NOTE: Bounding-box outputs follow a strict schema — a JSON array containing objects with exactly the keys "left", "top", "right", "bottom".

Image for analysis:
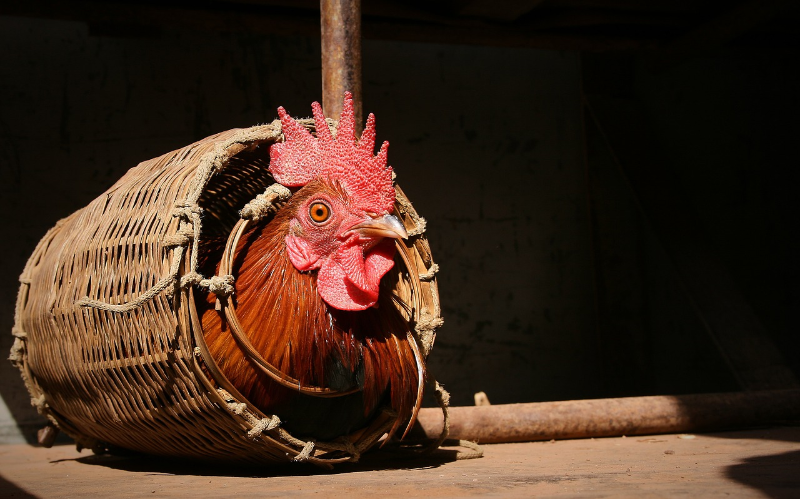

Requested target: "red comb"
[{"left": 269, "top": 92, "right": 394, "bottom": 214}]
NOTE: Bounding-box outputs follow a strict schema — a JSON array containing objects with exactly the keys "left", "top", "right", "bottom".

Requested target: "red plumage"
[{"left": 200, "top": 94, "right": 423, "bottom": 441}]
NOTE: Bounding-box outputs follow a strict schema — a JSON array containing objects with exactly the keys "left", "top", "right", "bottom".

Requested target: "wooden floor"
[{"left": 1, "top": 426, "right": 798, "bottom": 498}]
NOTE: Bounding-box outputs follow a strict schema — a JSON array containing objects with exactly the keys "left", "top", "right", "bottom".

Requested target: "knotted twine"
[{"left": 75, "top": 124, "right": 286, "bottom": 312}]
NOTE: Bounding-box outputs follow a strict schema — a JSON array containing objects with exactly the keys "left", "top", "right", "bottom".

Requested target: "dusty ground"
[{"left": 0, "top": 427, "right": 798, "bottom": 498}]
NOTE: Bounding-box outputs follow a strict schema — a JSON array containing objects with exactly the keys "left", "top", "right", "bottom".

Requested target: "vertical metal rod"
[{"left": 320, "top": 0, "right": 363, "bottom": 125}]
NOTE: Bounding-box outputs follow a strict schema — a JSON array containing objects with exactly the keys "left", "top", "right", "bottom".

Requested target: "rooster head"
[{"left": 269, "top": 92, "right": 406, "bottom": 311}]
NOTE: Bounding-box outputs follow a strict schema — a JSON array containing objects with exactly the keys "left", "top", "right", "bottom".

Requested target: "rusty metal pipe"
[
  {"left": 320, "top": 0, "right": 362, "bottom": 124},
  {"left": 414, "top": 390, "right": 800, "bottom": 443}
]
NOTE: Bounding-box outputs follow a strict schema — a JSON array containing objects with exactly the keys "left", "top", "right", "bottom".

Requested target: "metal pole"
[
  {"left": 320, "top": 0, "right": 362, "bottom": 125},
  {"left": 414, "top": 389, "right": 800, "bottom": 443}
]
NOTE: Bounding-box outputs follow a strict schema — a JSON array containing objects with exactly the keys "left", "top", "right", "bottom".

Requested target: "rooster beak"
[{"left": 351, "top": 213, "right": 408, "bottom": 240}]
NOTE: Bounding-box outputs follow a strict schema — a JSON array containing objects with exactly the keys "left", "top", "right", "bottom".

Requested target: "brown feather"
[{"left": 200, "top": 180, "right": 422, "bottom": 439}]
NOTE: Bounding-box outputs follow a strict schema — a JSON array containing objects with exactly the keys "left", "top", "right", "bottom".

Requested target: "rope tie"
[
  {"left": 331, "top": 437, "right": 360, "bottom": 462},
  {"left": 162, "top": 226, "right": 194, "bottom": 247},
  {"left": 228, "top": 402, "right": 247, "bottom": 415},
  {"left": 180, "top": 272, "right": 203, "bottom": 286},
  {"left": 77, "top": 200, "right": 202, "bottom": 312},
  {"left": 240, "top": 183, "right": 292, "bottom": 221},
  {"left": 247, "top": 416, "right": 281, "bottom": 439},
  {"left": 172, "top": 202, "right": 203, "bottom": 220},
  {"left": 395, "top": 195, "right": 427, "bottom": 237},
  {"left": 181, "top": 273, "right": 235, "bottom": 297},
  {"left": 209, "top": 150, "right": 226, "bottom": 172},
  {"left": 8, "top": 338, "right": 25, "bottom": 363},
  {"left": 455, "top": 439, "right": 484, "bottom": 460},
  {"left": 436, "top": 380, "right": 451, "bottom": 407},
  {"left": 78, "top": 196, "right": 227, "bottom": 313},
  {"left": 77, "top": 245, "right": 186, "bottom": 312},
  {"left": 179, "top": 203, "right": 203, "bottom": 279},
  {"left": 217, "top": 389, "right": 237, "bottom": 404},
  {"left": 216, "top": 389, "right": 284, "bottom": 440},
  {"left": 415, "top": 313, "right": 443, "bottom": 334},
  {"left": 426, "top": 380, "right": 451, "bottom": 453},
  {"left": 418, "top": 263, "right": 439, "bottom": 281},
  {"left": 293, "top": 440, "right": 316, "bottom": 462},
  {"left": 407, "top": 216, "right": 427, "bottom": 237},
  {"left": 31, "top": 394, "right": 47, "bottom": 412},
  {"left": 415, "top": 312, "right": 443, "bottom": 356},
  {"left": 78, "top": 267, "right": 179, "bottom": 310}
]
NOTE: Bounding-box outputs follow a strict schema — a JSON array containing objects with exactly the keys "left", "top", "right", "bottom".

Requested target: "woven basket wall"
[{"left": 10, "top": 121, "right": 442, "bottom": 466}]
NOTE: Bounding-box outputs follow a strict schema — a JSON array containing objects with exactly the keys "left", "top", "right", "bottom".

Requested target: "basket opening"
[{"left": 195, "top": 146, "right": 275, "bottom": 276}]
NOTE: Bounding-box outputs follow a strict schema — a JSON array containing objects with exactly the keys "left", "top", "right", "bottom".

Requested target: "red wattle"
[{"left": 316, "top": 240, "right": 396, "bottom": 311}]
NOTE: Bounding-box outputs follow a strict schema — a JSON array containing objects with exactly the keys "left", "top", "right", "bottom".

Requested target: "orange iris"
[{"left": 309, "top": 202, "right": 331, "bottom": 223}]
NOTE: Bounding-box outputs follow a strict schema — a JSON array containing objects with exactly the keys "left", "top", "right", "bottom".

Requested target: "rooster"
[{"left": 201, "top": 93, "right": 424, "bottom": 441}]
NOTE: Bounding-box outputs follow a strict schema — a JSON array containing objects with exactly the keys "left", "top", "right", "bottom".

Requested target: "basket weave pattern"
[{"left": 10, "top": 121, "right": 442, "bottom": 466}]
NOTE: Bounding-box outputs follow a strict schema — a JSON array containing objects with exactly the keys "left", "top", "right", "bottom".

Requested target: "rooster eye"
[{"left": 308, "top": 201, "right": 331, "bottom": 224}]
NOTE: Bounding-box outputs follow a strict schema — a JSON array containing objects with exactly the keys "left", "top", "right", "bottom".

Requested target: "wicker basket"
[{"left": 10, "top": 120, "right": 443, "bottom": 467}]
